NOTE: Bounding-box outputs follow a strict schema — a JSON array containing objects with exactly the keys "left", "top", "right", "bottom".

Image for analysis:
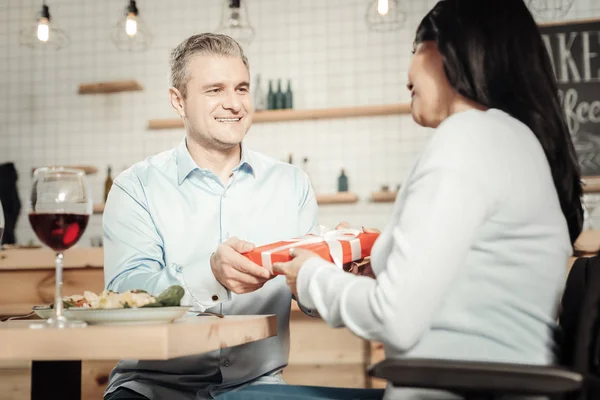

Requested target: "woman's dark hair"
[{"left": 416, "top": 0, "right": 583, "bottom": 244}]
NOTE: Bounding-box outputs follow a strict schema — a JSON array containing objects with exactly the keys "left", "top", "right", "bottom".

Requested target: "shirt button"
[
  {"left": 211, "top": 294, "right": 219, "bottom": 301},
  {"left": 223, "top": 360, "right": 230, "bottom": 367}
]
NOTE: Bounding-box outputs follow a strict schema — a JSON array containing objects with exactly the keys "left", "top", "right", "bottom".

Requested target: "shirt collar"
[{"left": 176, "top": 138, "right": 255, "bottom": 185}]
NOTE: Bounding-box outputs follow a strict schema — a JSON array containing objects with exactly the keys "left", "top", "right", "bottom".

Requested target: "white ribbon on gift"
[{"left": 261, "top": 226, "right": 363, "bottom": 270}]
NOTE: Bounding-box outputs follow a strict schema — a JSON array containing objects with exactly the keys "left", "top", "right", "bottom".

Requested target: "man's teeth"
[{"left": 215, "top": 117, "right": 241, "bottom": 123}]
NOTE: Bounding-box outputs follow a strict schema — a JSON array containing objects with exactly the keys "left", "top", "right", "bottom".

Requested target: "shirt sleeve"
[
  {"left": 103, "top": 172, "right": 230, "bottom": 311},
  {"left": 297, "top": 170, "right": 319, "bottom": 236},
  {"left": 294, "top": 170, "right": 321, "bottom": 317},
  {"left": 296, "top": 118, "right": 503, "bottom": 350}
]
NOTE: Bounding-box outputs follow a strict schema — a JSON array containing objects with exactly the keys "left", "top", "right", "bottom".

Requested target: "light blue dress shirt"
[{"left": 102, "top": 138, "right": 318, "bottom": 399}]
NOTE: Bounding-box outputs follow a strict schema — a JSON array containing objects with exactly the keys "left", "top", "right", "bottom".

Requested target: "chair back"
[{"left": 558, "top": 256, "right": 600, "bottom": 398}]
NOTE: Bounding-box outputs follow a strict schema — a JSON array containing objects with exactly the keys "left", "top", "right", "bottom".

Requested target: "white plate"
[
  {"left": 32, "top": 306, "right": 191, "bottom": 326},
  {"left": 32, "top": 306, "right": 54, "bottom": 320}
]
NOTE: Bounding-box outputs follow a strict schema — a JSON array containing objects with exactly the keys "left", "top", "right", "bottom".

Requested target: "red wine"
[{"left": 29, "top": 213, "right": 89, "bottom": 251}]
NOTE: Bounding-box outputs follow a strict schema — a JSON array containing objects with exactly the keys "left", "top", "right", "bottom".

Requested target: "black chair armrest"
[{"left": 368, "top": 358, "right": 582, "bottom": 396}]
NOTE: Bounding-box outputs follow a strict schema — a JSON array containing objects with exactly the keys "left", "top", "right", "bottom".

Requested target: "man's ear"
[{"left": 169, "top": 87, "right": 186, "bottom": 118}]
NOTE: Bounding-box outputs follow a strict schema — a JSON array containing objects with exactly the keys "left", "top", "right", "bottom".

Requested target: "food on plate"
[
  {"left": 141, "top": 285, "right": 186, "bottom": 307},
  {"left": 60, "top": 285, "right": 185, "bottom": 310}
]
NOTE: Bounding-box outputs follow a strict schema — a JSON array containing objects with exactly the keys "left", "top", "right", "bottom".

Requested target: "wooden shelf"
[
  {"left": 538, "top": 17, "right": 600, "bottom": 28},
  {"left": 78, "top": 80, "right": 143, "bottom": 95},
  {"left": 583, "top": 176, "right": 600, "bottom": 194},
  {"left": 92, "top": 194, "right": 357, "bottom": 214},
  {"left": 254, "top": 103, "right": 410, "bottom": 123},
  {"left": 316, "top": 192, "right": 358, "bottom": 205},
  {"left": 147, "top": 103, "right": 411, "bottom": 130},
  {"left": 370, "top": 191, "right": 397, "bottom": 203},
  {"left": 148, "top": 119, "right": 182, "bottom": 130},
  {"left": 371, "top": 178, "right": 600, "bottom": 197}
]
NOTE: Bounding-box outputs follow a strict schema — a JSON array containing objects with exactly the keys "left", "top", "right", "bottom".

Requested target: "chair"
[{"left": 368, "top": 255, "right": 600, "bottom": 399}]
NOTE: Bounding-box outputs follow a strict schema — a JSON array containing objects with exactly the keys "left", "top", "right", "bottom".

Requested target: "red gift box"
[{"left": 244, "top": 229, "right": 379, "bottom": 273}]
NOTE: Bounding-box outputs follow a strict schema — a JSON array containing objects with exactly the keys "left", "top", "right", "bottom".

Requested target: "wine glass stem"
[{"left": 53, "top": 252, "right": 64, "bottom": 319}]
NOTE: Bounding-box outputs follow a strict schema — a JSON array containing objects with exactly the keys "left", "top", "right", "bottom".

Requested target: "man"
[{"left": 103, "top": 33, "right": 318, "bottom": 400}]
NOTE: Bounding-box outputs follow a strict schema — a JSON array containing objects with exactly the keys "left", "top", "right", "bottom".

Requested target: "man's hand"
[{"left": 211, "top": 237, "right": 272, "bottom": 294}]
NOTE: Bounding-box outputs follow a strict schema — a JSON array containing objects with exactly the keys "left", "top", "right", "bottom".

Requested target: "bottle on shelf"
[
  {"left": 104, "top": 166, "right": 113, "bottom": 203},
  {"left": 284, "top": 79, "right": 293, "bottom": 109},
  {"left": 337, "top": 169, "right": 348, "bottom": 192},
  {"left": 253, "top": 74, "right": 266, "bottom": 111},
  {"left": 267, "top": 80, "right": 275, "bottom": 110},
  {"left": 275, "top": 79, "right": 285, "bottom": 110},
  {"left": 288, "top": 153, "right": 293, "bottom": 164}
]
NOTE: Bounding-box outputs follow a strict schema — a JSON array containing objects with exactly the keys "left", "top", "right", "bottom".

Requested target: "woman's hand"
[
  {"left": 336, "top": 222, "right": 380, "bottom": 279},
  {"left": 273, "top": 223, "right": 382, "bottom": 296},
  {"left": 346, "top": 257, "right": 376, "bottom": 279},
  {"left": 272, "top": 248, "right": 319, "bottom": 298}
]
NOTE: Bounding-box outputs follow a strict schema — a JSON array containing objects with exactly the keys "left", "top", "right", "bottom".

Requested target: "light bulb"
[
  {"left": 366, "top": 0, "right": 404, "bottom": 32},
  {"left": 111, "top": 0, "right": 151, "bottom": 51},
  {"left": 377, "top": 0, "right": 389, "bottom": 16},
  {"left": 20, "top": 4, "right": 69, "bottom": 50},
  {"left": 37, "top": 17, "right": 50, "bottom": 42},
  {"left": 215, "top": 0, "right": 255, "bottom": 46},
  {"left": 126, "top": 13, "right": 137, "bottom": 37},
  {"left": 228, "top": 10, "right": 241, "bottom": 27}
]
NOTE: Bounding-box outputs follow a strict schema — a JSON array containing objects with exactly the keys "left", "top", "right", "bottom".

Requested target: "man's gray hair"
[{"left": 169, "top": 33, "right": 249, "bottom": 98}]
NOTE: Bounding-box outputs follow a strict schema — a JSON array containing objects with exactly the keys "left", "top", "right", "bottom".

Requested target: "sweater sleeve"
[{"left": 297, "top": 113, "right": 504, "bottom": 351}]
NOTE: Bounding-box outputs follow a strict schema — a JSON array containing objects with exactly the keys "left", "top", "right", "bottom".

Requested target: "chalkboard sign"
[{"left": 540, "top": 19, "right": 600, "bottom": 177}]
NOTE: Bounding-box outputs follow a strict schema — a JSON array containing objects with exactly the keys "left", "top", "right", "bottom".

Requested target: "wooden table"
[{"left": 0, "top": 315, "right": 277, "bottom": 400}]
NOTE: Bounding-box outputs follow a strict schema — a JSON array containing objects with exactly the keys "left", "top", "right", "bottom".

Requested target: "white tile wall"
[{"left": 1, "top": 0, "right": 599, "bottom": 248}]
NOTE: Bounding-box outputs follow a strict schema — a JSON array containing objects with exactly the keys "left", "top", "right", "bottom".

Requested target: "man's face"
[{"left": 180, "top": 54, "right": 253, "bottom": 150}]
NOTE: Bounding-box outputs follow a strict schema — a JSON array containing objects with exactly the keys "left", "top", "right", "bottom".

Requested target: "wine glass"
[
  {"left": 0, "top": 199, "right": 4, "bottom": 245},
  {"left": 28, "top": 167, "right": 92, "bottom": 329}
]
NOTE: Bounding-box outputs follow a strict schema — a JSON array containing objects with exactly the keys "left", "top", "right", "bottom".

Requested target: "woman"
[{"left": 218, "top": 0, "right": 583, "bottom": 398}]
